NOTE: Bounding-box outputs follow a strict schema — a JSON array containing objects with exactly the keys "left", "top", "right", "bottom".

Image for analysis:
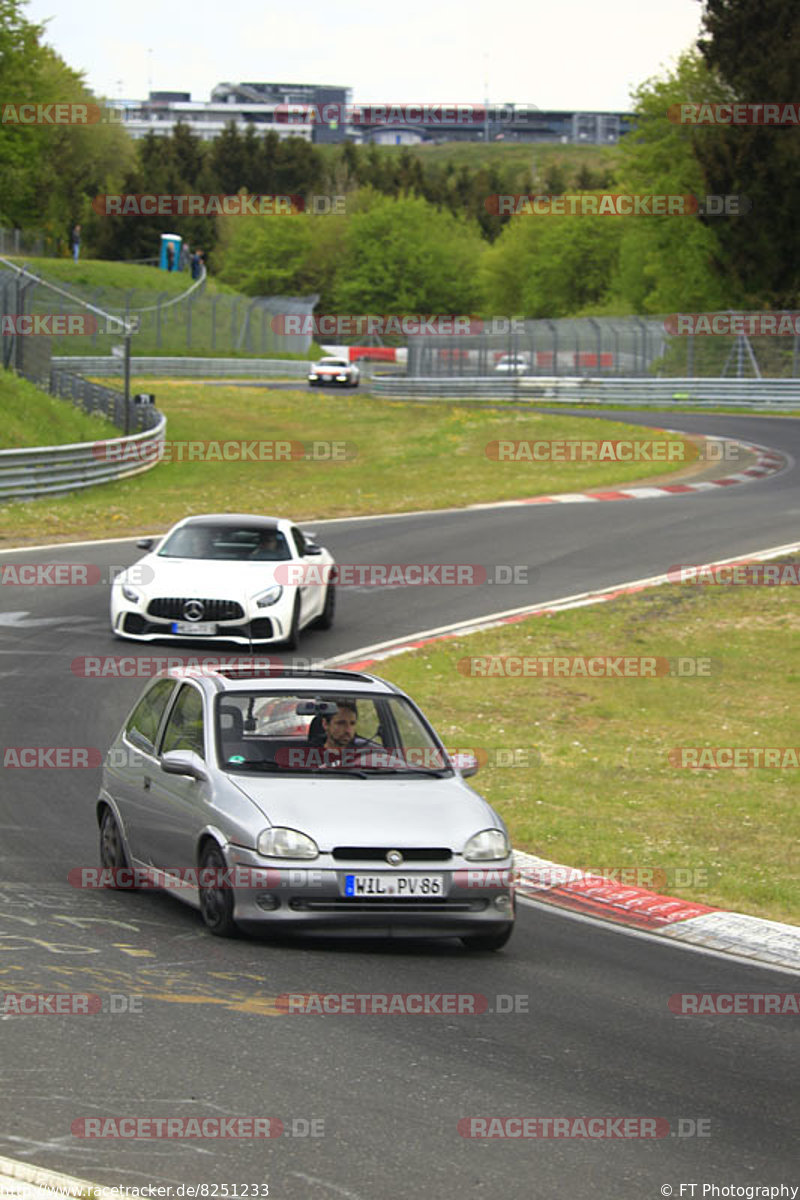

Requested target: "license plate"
[
  {"left": 171, "top": 621, "right": 218, "bottom": 635},
  {"left": 343, "top": 874, "right": 444, "bottom": 897}
]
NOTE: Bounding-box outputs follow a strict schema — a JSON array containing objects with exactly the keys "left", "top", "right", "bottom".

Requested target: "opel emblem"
[
  {"left": 183, "top": 599, "right": 205, "bottom": 622},
  {"left": 386, "top": 849, "right": 403, "bottom": 866}
]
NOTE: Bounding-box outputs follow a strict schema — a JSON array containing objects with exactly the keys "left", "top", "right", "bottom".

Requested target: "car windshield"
[
  {"left": 158, "top": 525, "right": 292, "bottom": 561},
  {"left": 215, "top": 691, "right": 453, "bottom": 776}
]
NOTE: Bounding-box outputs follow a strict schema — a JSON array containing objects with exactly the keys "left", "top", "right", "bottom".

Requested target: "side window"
[
  {"left": 160, "top": 685, "right": 206, "bottom": 760},
  {"left": 126, "top": 680, "right": 176, "bottom": 754},
  {"left": 291, "top": 526, "right": 306, "bottom": 557}
]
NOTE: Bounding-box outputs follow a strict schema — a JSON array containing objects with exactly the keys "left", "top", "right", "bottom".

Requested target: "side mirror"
[
  {"left": 136, "top": 538, "right": 154, "bottom": 551},
  {"left": 450, "top": 751, "right": 479, "bottom": 778},
  {"left": 304, "top": 543, "right": 323, "bottom": 556},
  {"left": 160, "top": 750, "right": 207, "bottom": 781}
]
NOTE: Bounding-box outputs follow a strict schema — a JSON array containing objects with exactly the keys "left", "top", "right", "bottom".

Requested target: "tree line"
[{"left": 1, "top": 0, "right": 796, "bottom": 317}]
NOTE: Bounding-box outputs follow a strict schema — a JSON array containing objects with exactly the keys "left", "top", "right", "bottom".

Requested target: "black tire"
[
  {"left": 313, "top": 583, "right": 335, "bottom": 630},
  {"left": 460, "top": 924, "right": 514, "bottom": 952},
  {"left": 197, "top": 842, "right": 238, "bottom": 937},
  {"left": 283, "top": 595, "right": 301, "bottom": 651},
  {"left": 99, "top": 807, "right": 136, "bottom": 888}
]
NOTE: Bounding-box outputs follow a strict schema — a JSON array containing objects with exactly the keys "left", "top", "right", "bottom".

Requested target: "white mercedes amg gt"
[{"left": 110, "top": 514, "right": 336, "bottom": 649}]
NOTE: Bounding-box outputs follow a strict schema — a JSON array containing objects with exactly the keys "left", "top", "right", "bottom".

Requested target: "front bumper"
[
  {"left": 111, "top": 607, "right": 289, "bottom": 645},
  {"left": 224, "top": 847, "right": 516, "bottom": 938}
]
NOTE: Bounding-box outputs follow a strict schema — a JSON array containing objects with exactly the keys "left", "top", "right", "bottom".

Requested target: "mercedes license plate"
[{"left": 171, "top": 621, "right": 218, "bottom": 635}]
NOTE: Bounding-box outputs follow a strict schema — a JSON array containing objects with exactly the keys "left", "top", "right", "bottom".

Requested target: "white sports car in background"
[
  {"left": 111, "top": 514, "right": 336, "bottom": 649},
  {"left": 308, "top": 357, "right": 360, "bottom": 388}
]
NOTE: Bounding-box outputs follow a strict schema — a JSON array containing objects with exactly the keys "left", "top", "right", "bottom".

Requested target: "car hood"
[
  {"left": 131, "top": 556, "right": 287, "bottom": 598},
  {"left": 230, "top": 773, "right": 504, "bottom": 852}
]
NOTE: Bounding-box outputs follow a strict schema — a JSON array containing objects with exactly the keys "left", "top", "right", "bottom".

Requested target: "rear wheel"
[
  {"left": 198, "top": 842, "right": 238, "bottom": 937},
  {"left": 313, "top": 583, "right": 335, "bottom": 630},
  {"left": 460, "top": 924, "right": 514, "bottom": 952}
]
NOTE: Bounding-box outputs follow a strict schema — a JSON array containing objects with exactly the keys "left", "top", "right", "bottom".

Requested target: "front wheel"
[
  {"left": 99, "top": 807, "right": 136, "bottom": 888},
  {"left": 313, "top": 583, "right": 335, "bottom": 630},
  {"left": 198, "top": 843, "right": 238, "bottom": 937},
  {"left": 460, "top": 924, "right": 514, "bottom": 952},
  {"left": 283, "top": 595, "right": 301, "bottom": 651}
]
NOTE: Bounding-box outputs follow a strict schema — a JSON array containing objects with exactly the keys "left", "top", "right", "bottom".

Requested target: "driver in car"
[{"left": 317, "top": 699, "right": 381, "bottom": 767}]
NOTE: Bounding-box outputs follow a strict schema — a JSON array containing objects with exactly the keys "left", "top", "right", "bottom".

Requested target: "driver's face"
[{"left": 323, "top": 708, "right": 357, "bottom": 748}]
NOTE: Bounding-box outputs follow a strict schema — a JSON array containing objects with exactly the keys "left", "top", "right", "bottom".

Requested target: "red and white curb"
[
  {"left": 513, "top": 852, "right": 800, "bottom": 974},
  {"left": 481, "top": 439, "right": 787, "bottom": 508},
  {"left": 330, "top": 539, "right": 800, "bottom": 973}
]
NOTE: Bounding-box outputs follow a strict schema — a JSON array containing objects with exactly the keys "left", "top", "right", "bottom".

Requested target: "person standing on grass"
[{"left": 71, "top": 224, "right": 81, "bottom": 262}]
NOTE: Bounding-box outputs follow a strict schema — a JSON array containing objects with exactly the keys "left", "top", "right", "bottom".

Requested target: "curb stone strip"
[
  {"left": 0, "top": 1154, "right": 97, "bottom": 1198},
  {"left": 331, "top": 540, "right": 800, "bottom": 972}
]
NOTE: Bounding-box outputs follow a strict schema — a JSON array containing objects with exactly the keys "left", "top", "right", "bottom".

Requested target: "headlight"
[
  {"left": 336, "top": 375, "right": 347, "bottom": 381},
  {"left": 253, "top": 584, "right": 283, "bottom": 608},
  {"left": 121, "top": 586, "right": 141, "bottom": 604},
  {"left": 463, "top": 829, "right": 510, "bottom": 861},
  {"left": 258, "top": 828, "right": 319, "bottom": 859},
  {"left": 309, "top": 373, "right": 318, "bottom": 379}
]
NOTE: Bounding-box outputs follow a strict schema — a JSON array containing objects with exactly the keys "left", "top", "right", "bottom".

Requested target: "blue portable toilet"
[{"left": 159, "top": 233, "right": 182, "bottom": 271}]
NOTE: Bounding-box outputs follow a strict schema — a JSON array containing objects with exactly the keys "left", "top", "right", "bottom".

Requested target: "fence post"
[{"left": 211, "top": 295, "right": 217, "bottom": 351}]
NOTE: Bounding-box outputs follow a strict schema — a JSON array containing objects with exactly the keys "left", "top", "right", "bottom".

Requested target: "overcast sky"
[{"left": 25, "top": 0, "right": 705, "bottom": 111}]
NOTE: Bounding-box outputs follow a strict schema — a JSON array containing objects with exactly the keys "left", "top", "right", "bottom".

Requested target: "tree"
[
  {"left": 695, "top": 0, "right": 800, "bottom": 305},
  {"left": 331, "top": 191, "right": 485, "bottom": 313}
]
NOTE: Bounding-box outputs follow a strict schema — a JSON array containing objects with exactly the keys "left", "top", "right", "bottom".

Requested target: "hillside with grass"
[{"left": 0, "top": 370, "right": 118, "bottom": 451}]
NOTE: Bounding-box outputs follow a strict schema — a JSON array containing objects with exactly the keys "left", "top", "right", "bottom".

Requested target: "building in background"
[{"left": 108, "top": 84, "right": 633, "bottom": 146}]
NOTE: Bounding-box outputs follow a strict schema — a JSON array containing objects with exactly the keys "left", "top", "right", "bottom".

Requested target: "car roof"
[
  {"left": 318, "top": 357, "right": 348, "bottom": 363},
  {"left": 172, "top": 514, "right": 287, "bottom": 531},
  {"left": 164, "top": 666, "right": 401, "bottom": 696}
]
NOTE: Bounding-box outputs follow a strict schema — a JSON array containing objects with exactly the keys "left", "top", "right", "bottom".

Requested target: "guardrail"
[
  {"left": 370, "top": 375, "right": 800, "bottom": 407},
  {"left": 0, "top": 415, "right": 166, "bottom": 502},
  {"left": 51, "top": 356, "right": 398, "bottom": 380},
  {"left": 53, "top": 356, "right": 312, "bottom": 378}
]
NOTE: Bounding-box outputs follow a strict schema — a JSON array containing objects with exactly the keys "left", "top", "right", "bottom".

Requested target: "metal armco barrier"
[
  {"left": 368, "top": 375, "right": 800, "bottom": 407},
  {"left": 53, "top": 356, "right": 311, "bottom": 378},
  {"left": 0, "top": 415, "right": 166, "bottom": 502}
]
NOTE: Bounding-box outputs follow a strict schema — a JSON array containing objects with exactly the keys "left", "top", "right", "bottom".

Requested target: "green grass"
[
  {"left": 3, "top": 257, "right": 312, "bottom": 359},
  {"left": 0, "top": 381, "right": 698, "bottom": 543},
  {"left": 0, "top": 371, "right": 118, "bottom": 450},
  {"left": 370, "top": 575, "right": 800, "bottom": 924},
  {"left": 4, "top": 255, "right": 237, "bottom": 296}
]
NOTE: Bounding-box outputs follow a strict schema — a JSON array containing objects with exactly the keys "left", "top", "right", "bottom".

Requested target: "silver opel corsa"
[{"left": 97, "top": 666, "right": 515, "bottom": 950}]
